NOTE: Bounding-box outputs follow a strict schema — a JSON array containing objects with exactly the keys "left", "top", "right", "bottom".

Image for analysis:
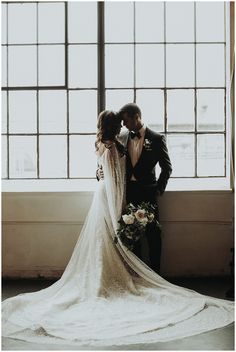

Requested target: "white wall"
[{"left": 2, "top": 190, "right": 234, "bottom": 278}]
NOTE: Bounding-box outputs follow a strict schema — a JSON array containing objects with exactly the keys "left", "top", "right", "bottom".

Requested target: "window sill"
[{"left": 2, "top": 177, "right": 232, "bottom": 193}]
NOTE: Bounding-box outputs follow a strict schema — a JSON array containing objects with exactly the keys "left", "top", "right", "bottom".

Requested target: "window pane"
[
  {"left": 167, "top": 134, "right": 195, "bottom": 177},
  {"left": 69, "top": 45, "right": 97, "bottom": 88},
  {"left": 197, "top": 89, "right": 224, "bottom": 131},
  {"left": 166, "top": 2, "right": 194, "bottom": 42},
  {"left": 68, "top": 2, "right": 97, "bottom": 43},
  {"left": 196, "top": 2, "right": 225, "bottom": 42},
  {"left": 38, "top": 3, "right": 65, "bottom": 43},
  {"left": 39, "top": 136, "right": 67, "bottom": 178},
  {"left": 2, "top": 46, "right": 7, "bottom": 87},
  {"left": 135, "top": 2, "right": 164, "bottom": 42},
  {"left": 9, "top": 136, "right": 37, "bottom": 178},
  {"left": 69, "top": 91, "right": 97, "bottom": 133},
  {"left": 2, "top": 91, "right": 7, "bottom": 134},
  {"left": 196, "top": 44, "right": 224, "bottom": 87},
  {"left": 9, "top": 91, "right": 37, "bottom": 133},
  {"left": 166, "top": 44, "right": 194, "bottom": 87},
  {"left": 70, "top": 135, "right": 97, "bottom": 178},
  {"left": 197, "top": 134, "right": 224, "bottom": 176},
  {"left": 106, "top": 89, "right": 134, "bottom": 111},
  {"left": 105, "top": 2, "right": 133, "bottom": 43},
  {"left": 2, "top": 4, "right": 7, "bottom": 44},
  {"left": 8, "top": 3, "right": 36, "bottom": 44},
  {"left": 136, "top": 90, "right": 164, "bottom": 132},
  {"left": 39, "top": 90, "right": 67, "bottom": 133},
  {"left": 2, "top": 135, "right": 7, "bottom": 178},
  {"left": 38, "top": 45, "right": 65, "bottom": 86},
  {"left": 136, "top": 45, "right": 164, "bottom": 87},
  {"left": 105, "top": 45, "right": 134, "bottom": 88},
  {"left": 9, "top": 46, "right": 37, "bottom": 86},
  {"left": 167, "top": 90, "right": 194, "bottom": 131}
]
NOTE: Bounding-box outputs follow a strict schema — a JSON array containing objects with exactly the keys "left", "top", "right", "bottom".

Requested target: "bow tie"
[{"left": 130, "top": 131, "right": 141, "bottom": 139}]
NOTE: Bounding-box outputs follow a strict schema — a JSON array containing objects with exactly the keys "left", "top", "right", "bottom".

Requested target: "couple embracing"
[
  {"left": 2, "top": 102, "right": 234, "bottom": 347},
  {"left": 96, "top": 103, "right": 172, "bottom": 274}
]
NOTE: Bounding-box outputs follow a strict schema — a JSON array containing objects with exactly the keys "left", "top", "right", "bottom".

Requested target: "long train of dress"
[{"left": 2, "top": 146, "right": 234, "bottom": 347}]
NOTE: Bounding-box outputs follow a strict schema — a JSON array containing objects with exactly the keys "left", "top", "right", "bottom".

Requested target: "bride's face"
[
  {"left": 104, "top": 117, "right": 122, "bottom": 138},
  {"left": 115, "top": 118, "right": 122, "bottom": 135},
  {"left": 116, "top": 124, "right": 122, "bottom": 135}
]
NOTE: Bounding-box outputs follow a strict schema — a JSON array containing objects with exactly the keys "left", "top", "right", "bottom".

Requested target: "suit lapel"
[{"left": 133, "top": 127, "right": 153, "bottom": 170}]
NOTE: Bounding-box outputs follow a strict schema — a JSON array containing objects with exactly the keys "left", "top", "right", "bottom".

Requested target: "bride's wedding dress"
[{"left": 2, "top": 145, "right": 234, "bottom": 347}]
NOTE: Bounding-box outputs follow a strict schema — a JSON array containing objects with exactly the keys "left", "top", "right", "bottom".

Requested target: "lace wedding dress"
[{"left": 2, "top": 144, "right": 234, "bottom": 347}]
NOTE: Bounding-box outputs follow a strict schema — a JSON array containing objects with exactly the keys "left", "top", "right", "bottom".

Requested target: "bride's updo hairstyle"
[{"left": 95, "top": 110, "right": 122, "bottom": 151}]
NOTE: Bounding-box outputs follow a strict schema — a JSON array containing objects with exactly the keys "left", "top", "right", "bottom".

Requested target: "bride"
[{"left": 2, "top": 110, "right": 234, "bottom": 347}]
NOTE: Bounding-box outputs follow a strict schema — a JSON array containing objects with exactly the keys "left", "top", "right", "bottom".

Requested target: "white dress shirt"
[{"left": 128, "top": 124, "right": 146, "bottom": 181}]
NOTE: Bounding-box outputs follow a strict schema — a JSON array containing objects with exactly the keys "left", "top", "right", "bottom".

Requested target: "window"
[{"left": 1, "top": 2, "right": 231, "bottom": 191}]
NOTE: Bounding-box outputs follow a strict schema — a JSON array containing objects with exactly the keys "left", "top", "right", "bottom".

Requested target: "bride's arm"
[{"left": 95, "top": 141, "right": 117, "bottom": 180}]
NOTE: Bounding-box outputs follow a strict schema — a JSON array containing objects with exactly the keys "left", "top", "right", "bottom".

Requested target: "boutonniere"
[{"left": 143, "top": 138, "right": 153, "bottom": 151}]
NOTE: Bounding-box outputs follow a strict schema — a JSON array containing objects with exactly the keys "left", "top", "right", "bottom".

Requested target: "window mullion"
[
  {"left": 6, "top": 3, "right": 9, "bottom": 179},
  {"left": 194, "top": 1, "right": 197, "bottom": 178},
  {"left": 65, "top": 1, "right": 70, "bottom": 179},
  {"left": 164, "top": 2, "right": 167, "bottom": 134},
  {"left": 36, "top": 2, "right": 39, "bottom": 178},
  {"left": 97, "top": 1, "right": 105, "bottom": 113}
]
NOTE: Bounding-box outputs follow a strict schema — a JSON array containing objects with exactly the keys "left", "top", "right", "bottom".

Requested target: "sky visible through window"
[{"left": 1, "top": 1, "right": 231, "bottom": 191}]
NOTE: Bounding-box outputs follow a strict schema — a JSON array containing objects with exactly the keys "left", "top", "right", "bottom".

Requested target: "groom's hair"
[{"left": 118, "top": 103, "right": 142, "bottom": 119}]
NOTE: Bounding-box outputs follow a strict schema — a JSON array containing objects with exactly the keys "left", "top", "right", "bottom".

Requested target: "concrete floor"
[{"left": 2, "top": 277, "right": 235, "bottom": 351}]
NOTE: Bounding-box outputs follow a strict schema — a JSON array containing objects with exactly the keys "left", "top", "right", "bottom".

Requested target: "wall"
[{"left": 2, "top": 190, "right": 234, "bottom": 278}]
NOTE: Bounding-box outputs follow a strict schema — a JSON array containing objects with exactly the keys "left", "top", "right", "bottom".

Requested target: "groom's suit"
[{"left": 119, "top": 127, "right": 172, "bottom": 274}]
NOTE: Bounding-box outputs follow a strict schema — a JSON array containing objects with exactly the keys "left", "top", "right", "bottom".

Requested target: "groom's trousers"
[{"left": 126, "top": 180, "right": 162, "bottom": 274}]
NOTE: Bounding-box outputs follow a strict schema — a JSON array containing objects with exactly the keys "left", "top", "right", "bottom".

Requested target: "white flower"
[
  {"left": 139, "top": 217, "right": 148, "bottom": 225},
  {"left": 144, "top": 139, "right": 152, "bottom": 151},
  {"left": 144, "top": 139, "right": 152, "bottom": 145},
  {"left": 149, "top": 213, "right": 155, "bottom": 221},
  {"left": 122, "top": 214, "right": 135, "bottom": 225},
  {"left": 134, "top": 209, "right": 146, "bottom": 221}
]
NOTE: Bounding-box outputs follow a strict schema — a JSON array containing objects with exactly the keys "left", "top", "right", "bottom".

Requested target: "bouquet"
[{"left": 114, "top": 202, "right": 162, "bottom": 250}]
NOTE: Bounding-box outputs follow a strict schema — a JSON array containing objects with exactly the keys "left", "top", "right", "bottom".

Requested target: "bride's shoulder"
[
  {"left": 95, "top": 142, "right": 104, "bottom": 157},
  {"left": 96, "top": 140, "right": 126, "bottom": 159},
  {"left": 96, "top": 140, "right": 115, "bottom": 157}
]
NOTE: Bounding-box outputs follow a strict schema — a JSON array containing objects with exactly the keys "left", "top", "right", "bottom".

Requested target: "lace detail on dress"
[{"left": 2, "top": 143, "right": 234, "bottom": 347}]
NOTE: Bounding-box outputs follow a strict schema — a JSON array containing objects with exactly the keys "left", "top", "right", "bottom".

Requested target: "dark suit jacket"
[{"left": 119, "top": 127, "right": 172, "bottom": 196}]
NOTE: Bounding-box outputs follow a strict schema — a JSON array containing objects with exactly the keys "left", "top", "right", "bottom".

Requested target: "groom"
[{"left": 117, "top": 103, "right": 172, "bottom": 274}]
